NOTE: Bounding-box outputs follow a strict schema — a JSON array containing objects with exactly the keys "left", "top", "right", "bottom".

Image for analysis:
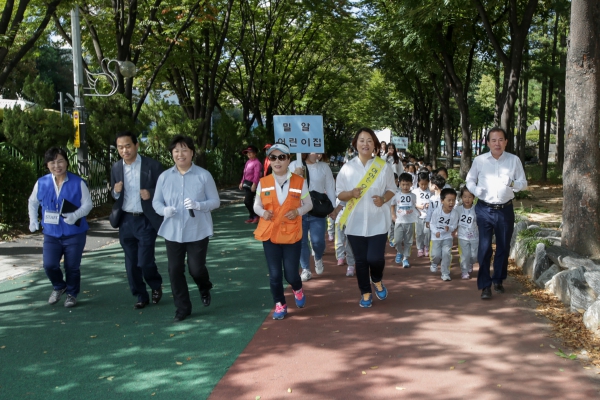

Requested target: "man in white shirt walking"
[{"left": 466, "top": 127, "right": 527, "bottom": 299}]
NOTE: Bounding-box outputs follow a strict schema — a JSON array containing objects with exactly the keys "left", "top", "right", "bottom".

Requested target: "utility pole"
[{"left": 71, "top": 7, "right": 88, "bottom": 178}]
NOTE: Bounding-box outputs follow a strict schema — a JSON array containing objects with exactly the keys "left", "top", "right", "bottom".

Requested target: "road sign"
[{"left": 391, "top": 136, "right": 408, "bottom": 149}]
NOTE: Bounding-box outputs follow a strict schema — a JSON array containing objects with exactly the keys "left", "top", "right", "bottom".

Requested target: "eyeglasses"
[{"left": 268, "top": 154, "right": 289, "bottom": 161}]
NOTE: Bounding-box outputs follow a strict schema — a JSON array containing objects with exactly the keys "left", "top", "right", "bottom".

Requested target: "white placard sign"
[
  {"left": 273, "top": 115, "right": 325, "bottom": 153},
  {"left": 391, "top": 136, "right": 408, "bottom": 149}
]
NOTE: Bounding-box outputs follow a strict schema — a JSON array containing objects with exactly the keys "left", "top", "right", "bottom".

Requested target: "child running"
[
  {"left": 425, "top": 173, "right": 446, "bottom": 228},
  {"left": 455, "top": 186, "right": 478, "bottom": 279},
  {"left": 427, "top": 188, "right": 458, "bottom": 281},
  {"left": 333, "top": 200, "right": 356, "bottom": 277},
  {"left": 391, "top": 173, "right": 419, "bottom": 268},
  {"left": 413, "top": 171, "right": 431, "bottom": 257}
]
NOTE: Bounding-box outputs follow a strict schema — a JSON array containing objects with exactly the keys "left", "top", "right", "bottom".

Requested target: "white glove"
[
  {"left": 62, "top": 213, "right": 78, "bottom": 225},
  {"left": 184, "top": 198, "right": 202, "bottom": 211},
  {"left": 164, "top": 206, "right": 177, "bottom": 218},
  {"left": 29, "top": 221, "right": 39, "bottom": 232},
  {"left": 474, "top": 186, "right": 486, "bottom": 198},
  {"left": 499, "top": 175, "right": 512, "bottom": 186}
]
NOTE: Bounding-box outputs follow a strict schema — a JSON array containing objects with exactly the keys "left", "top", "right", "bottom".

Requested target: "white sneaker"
[
  {"left": 328, "top": 234, "right": 334, "bottom": 242},
  {"left": 430, "top": 264, "right": 438, "bottom": 273},
  {"left": 441, "top": 274, "right": 451, "bottom": 281},
  {"left": 315, "top": 258, "right": 324, "bottom": 274},
  {"left": 301, "top": 269, "right": 312, "bottom": 281},
  {"left": 346, "top": 266, "right": 355, "bottom": 277}
]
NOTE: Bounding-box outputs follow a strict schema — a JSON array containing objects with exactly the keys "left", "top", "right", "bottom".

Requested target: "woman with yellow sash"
[
  {"left": 336, "top": 128, "right": 397, "bottom": 308},
  {"left": 253, "top": 144, "right": 313, "bottom": 319}
]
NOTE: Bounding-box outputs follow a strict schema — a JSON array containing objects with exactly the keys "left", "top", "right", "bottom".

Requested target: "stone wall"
[{"left": 510, "top": 221, "right": 600, "bottom": 336}]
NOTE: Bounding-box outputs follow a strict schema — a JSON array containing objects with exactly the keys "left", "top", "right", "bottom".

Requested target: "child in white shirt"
[
  {"left": 412, "top": 171, "right": 431, "bottom": 257},
  {"left": 425, "top": 173, "right": 446, "bottom": 234},
  {"left": 455, "top": 186, "right": 478, "bottom": 280},
  {"left": 391, "top": 173, "right": 419, "bottom": 268},
  {"left": 427, "top": 188, "right": 458, "bottom": 281}
]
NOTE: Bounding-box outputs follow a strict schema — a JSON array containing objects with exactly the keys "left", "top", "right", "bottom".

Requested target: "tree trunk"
[
  {"left": 516, "top": 74, "right": 523, "bottom": 158},
  {"left": 430, "top": 105, "right": 439, "bottom": 168},
  {"left": 562, "top": 0, "right": 600, "bottom": 256},
  {"left": 443, "top": 86, "right": 453, "bottom": 169},
  {"left": 538, "top": 76, "right": 547, "bottom": 162},
  {"left": 557, "top": 32, "right": 567, "bottom": 169},
  {"left": 520, "top": 57, "right": 529, "bottom": 162},
  {"left": 494, "top": 62, "right": 501, "bottom": 126},
  {"left": 542, "top": 11, "right": 559, "bottom": 181}
]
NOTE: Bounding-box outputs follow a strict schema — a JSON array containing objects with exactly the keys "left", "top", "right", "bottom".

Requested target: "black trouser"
[
  {"left": 119, "top": 213, "right": 162, "bottom": 302},
  {"left": 165, "top": 237, "right": 212, "bottom": 315},
  {"left": 347, "top": 233, "right": 387, "bottom": 294},
  {"left": 243, "top": 187, "right": 257, "bottom": 218}
]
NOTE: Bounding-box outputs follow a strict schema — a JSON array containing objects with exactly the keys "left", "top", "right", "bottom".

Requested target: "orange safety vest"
[{"left": 254, "top": 173, "right": 304, "bottom": 244}]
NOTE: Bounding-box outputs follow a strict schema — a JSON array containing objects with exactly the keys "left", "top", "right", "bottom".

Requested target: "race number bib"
[
  {"left": 436, "top": 216, "right": 450, "bottom": 231},
  {"left": 397, "top": 194, "right": 412, "bottom": 210},
  {"left": 418, "top": 192, "right": 430, "bottom": 204},
  {"left": 44, "top": 211, "right": 60, "bottom": 225},
  {"left": 459, "top": 213, "right": 474, "bottom": 229}
]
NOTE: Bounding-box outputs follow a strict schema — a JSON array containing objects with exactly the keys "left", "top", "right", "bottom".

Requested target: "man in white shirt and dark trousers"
[
  {"left": 466, "top": 127, "right": 527, "bottom": 299},
  {"left": 110, "top": 131, "right": 164, "bottom": 309}
]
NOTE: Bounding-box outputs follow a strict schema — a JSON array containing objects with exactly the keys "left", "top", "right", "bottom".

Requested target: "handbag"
[
  {"left": 303, "top": 160, "right": 334, "bottom": 218},
  {"left": 242, "top": 179, "right": 253, "bottom": 189}
]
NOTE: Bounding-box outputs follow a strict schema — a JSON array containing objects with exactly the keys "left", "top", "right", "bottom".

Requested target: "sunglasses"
[{"left": 268, "top": 154, "right": 289, "bottom": 161}]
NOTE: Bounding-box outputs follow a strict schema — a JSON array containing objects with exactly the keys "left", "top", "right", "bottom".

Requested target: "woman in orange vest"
[{"left": 253, "top": 144, "right": 313, "bottom": 320}]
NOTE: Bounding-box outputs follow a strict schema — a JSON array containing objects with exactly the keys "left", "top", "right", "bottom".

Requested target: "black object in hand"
[{"left": 189, "top": 209, "right": 195, "bottom": 217}]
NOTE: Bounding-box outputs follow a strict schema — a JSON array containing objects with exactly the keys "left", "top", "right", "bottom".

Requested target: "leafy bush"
[
  {"left": 514, "top": 190, "right": 533, "bottom": 200},
  {"left": 446, "top": 168, "right": 465, "bottom": 189},
  {"left": 0, "top": 150, "right": 37, "bottom": 223},
  {"left": 2, "top": 105, "right": 74, "bottom": 158},
  {"left": 526, "top": 129, "right": 556, "bottom": 144},
  {"left": 407, "top": 141, "right": 424, "bottom": 158}
]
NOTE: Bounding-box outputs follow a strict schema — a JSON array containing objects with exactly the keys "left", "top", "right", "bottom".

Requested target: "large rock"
[
  {"left": 532, "top": 242, "right": 549, "bottom": 281},
  {"left": 535, "top": 264, "right": 561, "bottom": 288},
  {"left": 584, "top": 271, "right": 600, "bottom": 296},
  {"left": 546, "top": 246, "right": 600, "bottom": 271},
  {"left": 546, "top": 269, "right": 571, "bottom": 306},
  {"left": 534, "top": 228, "right": 561, "bottom": 239},
  {"left": 569, "top": 266, "right": 597, "bottom": 312},
  {"left": 521, "top": 255, "right": 535, "bottom": 279},
  {"left": 584, "top": 300, "right": 600, "bottom": 336},
  {"left": 511, "top": 220, "right": 529, "bottom": 248}
]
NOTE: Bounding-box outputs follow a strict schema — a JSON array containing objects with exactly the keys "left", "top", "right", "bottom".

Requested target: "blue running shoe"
[
  {"left": 359, "top": 293, "right": 373, "bottom": 308},
  {"left": 389, "top": 240, "right": 395, "bottom": 247},
  {"left": 402, "top": 259, "right": 410, "bottom": 268},
  {"left": 272, "top": 302, "right": 288, "bottom": 319},
  {"left": 372, "top": 281, "right": 388, "bottom": 300},
  {"left": 395, "top": 253, "right": 403, "bottom": 264},
  {"left": 293, "top": 288, "right": 306, "bottom": 308}
]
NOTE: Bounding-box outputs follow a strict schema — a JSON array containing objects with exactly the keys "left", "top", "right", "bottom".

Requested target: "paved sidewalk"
[{"left": 209, "top": 242, "right": 600, "bottom": 399}]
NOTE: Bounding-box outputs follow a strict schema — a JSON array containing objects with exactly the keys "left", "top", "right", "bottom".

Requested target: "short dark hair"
[
  {"left": 435, "top": 167, "right": 448, "bottom": 176},
  {"left": 116, "top": 131, "right": 137, "bottom": 145},
  {"left": 168, "top": 135, "right": 196, "bottom": 157},
  {"left": 460, "top": 185, "right": 473, "bottom": 198},
  {"left": 430, "top": 174, "right": 446, "bottom": 189},
  {"left": 440, "top": 188, "right": 457, "bottom": 200},
  {"left": 417, "top": 171, "right": 430, "bottom": 182},
  {"left": 486, "top": 126, "right": 507, "bottom": 142},
  {"left": 44, "top": 147, "right": 69, "bottom": 169},
  {"left": 405, "top": 163, "right": 417, "bottom": 173},
  {"left": 351, "top": 127, "right": 380, "bottom": 154},
  {"left": 398, "top": 172, "right": 413, "bottom": 184}
]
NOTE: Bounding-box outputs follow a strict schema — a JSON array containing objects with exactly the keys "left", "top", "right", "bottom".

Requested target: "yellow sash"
[{"left": 338, "top": 156, "right": 386, "bottom": 228}]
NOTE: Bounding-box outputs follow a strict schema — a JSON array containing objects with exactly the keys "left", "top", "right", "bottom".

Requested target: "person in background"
[
  {"left": 239, "top": 145, "right": 262, "bottom": 224},
  {"left": 336, "top": 128, "right": 396, "bottom": 308},
  {"left": 455, "top": 186, "right": 478, "bottom": 280},
  {"left": 28, "top": 147, "right": 93, "bottom": 308},
  {"left": 466, "top": 127, "right": 527, "bottom": 300},
  {"left": 391, "top": 173, "right": 419, "bottom": 268},
  {"left": 413, "top": 172, "right": 432, "bottom": 257},
  {"left": 110, "top": 131, "right": 164, "bottom": 310},
  {"left": 386, "top": 143, "right": 404, "bottom": 182},
  {"left": 263, "top": 144, "right": 272, "bottom": 176},
  {"left": 379, "top": 141, "right": 387, "bottom": 157},
  {"left": 253, "top": 144, "right": 313, "bottom": 320},
  {"left": 332, "top": 199, "right": 355, "bottom": 276},
  {"left": 153, "top": 135, "right": 220, "bottom": 322},
  {"left": 290, "top": 153, "right": 336, "bottom": 281},
  {"left": 427, "top": 188, "right": 458, "bottom": 281}
]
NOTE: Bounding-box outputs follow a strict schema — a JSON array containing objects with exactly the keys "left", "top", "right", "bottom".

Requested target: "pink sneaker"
[
  {"left": 424, "top": 248, "right": 429, "bottom": 257},
  {"left": 337, "top": 258, "right": 345, "bottom": 266},
  {"left": 461, "top": 273, "right": 470, "bottom": 280},
  {"left": 346, "top": 266, "right": 355, "bottom": 277},
  {"left": 417, "top": 249, "right": 424, "bottom": 257},
  {"left": 328, "top": 234, "right": 334, "bottom": 242}
]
